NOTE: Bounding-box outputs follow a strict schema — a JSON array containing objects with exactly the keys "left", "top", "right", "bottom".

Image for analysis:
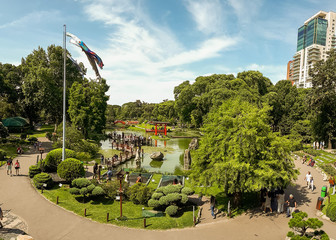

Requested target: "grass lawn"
[
  {"left": 169, "top": 128, "right": 201, "bottom": 138},
  {"left": 10, "top": 125, "right": 54, "bottom": 138},
  {"left": 147, "top": 173, "right": 161, "bottom": 189},
  {"left": 0, "top": 144, "right": 27, "bottom": 159},
  {"left": 322, "top": 191, "right": 336, "bottom": 215},
  {"left": 43, "top": 185, "right": 196, "bottom": 229}
]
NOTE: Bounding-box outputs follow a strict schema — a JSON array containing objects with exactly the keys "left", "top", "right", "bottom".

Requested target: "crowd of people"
[{"left": 260, "top": 189, "right": 297, "bottom": 217}]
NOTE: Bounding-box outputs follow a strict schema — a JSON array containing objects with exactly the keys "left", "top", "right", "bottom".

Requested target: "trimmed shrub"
[
  {"left": 101, "top": 181, "right": 129, "bottom": 200},
  {"left": 72, "top": 178, "right": 91, "bottom": 188},
  {"left": 152, "top": 192, "right": 164, "bottom": 200},
  {"left": 326, "top": 202, "right": 336, "bottom": 222},
  {"left": 0, "top": 150, "right": 7, "bottom": 161},
  {"left": 155, "top": 187, "right": 165, "bottom": 193},
  {"left": 159, "top": 196, "right": 169, "bottom": 206},
  {"left": 162, "top": 185, "right": 183, "bottom": 195},
  {"left": 29, "top": 165, "right": 41, "bottom": 178},
  {"left": 69, "top": 187, "right": 80, "bottom": 195},
  {"left": 91, "top": 186, "right": 105, "bottom": 196},
  {"left": 57, "top": 158, "right": 85, "bottom": 182},
  {"left": 127, "top": 183, "right": 153, "bottom": 205},
  {"left": 180, "top": 194, "right": 189, "bottom": 205},
  {"left": 148, "top": 199, "right": 160, "bottom": 208},
  {"left": 87, "top": 184, "right": 96, "bottom": 192},
  {"left": 43, "top": 148, "right": 77, "bottom": 172},
  {"left": 181, "top": 187, "right": 194, "bottom": 196},
  {"left": 165, "top": 193, "right": 182, "bottom": 204},
  {"left": 166, "top": 205, "right": 179, "bottom": 216},
  {"left": 33, "top": 173, "right": 53, "bottom": 189},
  {"left": 80, "top": 187, "right": 89, "bottom": 196}
]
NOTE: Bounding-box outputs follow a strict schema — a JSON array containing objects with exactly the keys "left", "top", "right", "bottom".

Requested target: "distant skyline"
[{"left": 0, "top": 0, "right": 335, "bottom": 105}]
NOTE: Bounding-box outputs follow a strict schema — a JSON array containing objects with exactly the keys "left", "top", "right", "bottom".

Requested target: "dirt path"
[{"left": 1, "top": 139, "right": 335, "bottom": 240}]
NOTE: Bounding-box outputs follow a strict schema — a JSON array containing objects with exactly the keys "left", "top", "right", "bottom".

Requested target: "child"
[{"left": 310, "top": 177, "right": 314, "bottom": 192}]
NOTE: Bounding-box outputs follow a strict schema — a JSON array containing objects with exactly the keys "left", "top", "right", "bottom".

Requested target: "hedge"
[
  {"left": 29, "top": 165, "right": 41, "bottom": 178},
  {"left": 57, "top": 158, "right": 85, "bottom": 182},
  {"left": 166, "top": 205, "right": 179, "bottom": 216},
  {"left": 43, "top": 148, "right": 77, "bottom": 172},
  {"left": 326, "top": 202, "right": 336, "bottom": 222},
  {"left": 33, "top": 173, "right": 53, "bottom": 189}
]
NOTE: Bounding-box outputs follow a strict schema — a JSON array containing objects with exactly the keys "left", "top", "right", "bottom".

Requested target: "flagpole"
[{"left": 62, "top": 24, "right": 66, "bottom": 161}]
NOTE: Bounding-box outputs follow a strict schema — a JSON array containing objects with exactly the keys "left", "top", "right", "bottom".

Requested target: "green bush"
[
  {"left": 162, "top": 185, "right": 183, "bottom": 195},
  {"left": 155, "top": 187, "right": 165, "bottom": 193},
  {"left": 326, "top": 202, "right": 336, "bottom": 222},
  {"left": 87, "top": 184, "right": 96, "bottom": 192},
  {"left": 20, "top": 133, "right": 27, "bottom": 140},
  {"left": 91, "top": 186, "right": 105, "bottom": 196},
  {"left": 29, "top": 165, "right": 41, "bottom": 178},
  {"left": 180, "top": 194, "right": 189, "bottom": 204},
  {"left": 45, "top": 132, "right": 53, "bottom": 141},
  {"left": 43, "top": 148, "right": 77, "bottom": 172},
  {"left": 72, "top": 178, "right": 91, "bottom": 188},
  {"left": 57, "top": 158, "right": 85, "bottom": 182},
  {"left": 148, "top": 199, "right": 160, "bottom": 208},
  {"left": 0, "top": 122, "right": 9, "bottom": 138},
  {"left": 159, "top": 196, "right": 169, "bottom": 206},
  {"left": 165, "top": 193, "right": 182, "bottom": 204},
  {"left": 101, "top": 181, "right": 129, "bottom": 200},
  {"left": 80, "top": 187, "right": 89, "bottom": 196},
  {"left": 152, "top": 192, "right": 164, "bottom": 200},
  {"left": 69, "top": 187, "right": 80, "bottom": 195},
  {"left": 33, "top": 173, "right": 53, "bottom": 189},
  {"left": 166, "top": 205, "right": 179, "bottom": 216},
  {"left": 303, "top": 148, "right": 321, "bottom": 157},
  {"left": 0, "top": 150, "right": 7, "bottom": 161},
  {"left": 181, "top": 187, "right": 194, "bottom": 196},
  {"left": 127, "top": 183, "right": 153, "bottom": 205},
  {"left": 28, "top": 137, "right": 38, "bottom": 143}
]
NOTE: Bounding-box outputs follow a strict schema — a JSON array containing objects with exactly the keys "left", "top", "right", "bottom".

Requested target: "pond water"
[{"left": 100, "top": 129, "right": 191, "bottom": 174}]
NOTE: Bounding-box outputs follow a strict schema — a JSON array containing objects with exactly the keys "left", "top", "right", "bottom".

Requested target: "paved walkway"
[{"left": 0, "top": 139, "right": 335, "bottom": 240}]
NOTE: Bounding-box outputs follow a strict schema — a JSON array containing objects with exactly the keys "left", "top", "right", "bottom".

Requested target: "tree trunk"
[
  {"left": 233, "top": 192, "right": 242, "bottom": 207},
  {"left": 328, "top": 134, "right": 332, "bottom": 149}
]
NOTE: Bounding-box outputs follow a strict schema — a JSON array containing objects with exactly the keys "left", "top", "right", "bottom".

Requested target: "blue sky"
[{"left": 0, "top": 0, "right": 335, "bottom": 105}]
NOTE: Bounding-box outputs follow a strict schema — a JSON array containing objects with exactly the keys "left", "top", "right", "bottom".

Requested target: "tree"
[
  {"left": 190, "top": 98, "right": 298, "bottom": 206},
  {"left": 310, "top": 48, "right": 336, "bottom": 148}
]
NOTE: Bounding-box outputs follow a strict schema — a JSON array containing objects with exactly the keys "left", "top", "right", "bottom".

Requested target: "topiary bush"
[
  {"left": 101, "top": 181, "right": 129, "bottom": 200},
  {"left": 57, "top": 158, "right": 85, "bottom": 182},
  {"left": 166, "top": 205, "right": 179, "bottom": 217},
  {"left": 33, "top": 173, "right": 53, "bottom": 189},
  {"left": 91, "top": 186, "right": 105, "bottom": 196},
  {"left": 72, "top": 178, "right": 91, "bottom": 188},
  {"left": 148, "top": 199, "right": 160, "bottom": 208},
  {"left": 181, "top": 187, "right": 194, "bottom": 196},
  {"left": 162, "top": 185, "right": 183, "bottom": 195},
  {"left": 80, "top": 187, "right": 89, "bottom": 196},
  {"left": 43, "top": 148, "right": 77, "bottom": 172},
  {"left": 87, "top": 184, "right": 96, "bottom": 192},
  {"left": 29, "top": 165, "right": 41, "bottom": 178},
  {"left": 180, "top": 194, "right": 188, "bottom": 205},
  {"left": 165, "top": 193, "right": 182, "bottom": 204},
  {"left": 326, "top": 202, "right": 336, "bottom": 222},
  {"left": 127, "top": 183, "right": 153, "bottom": 205},
  {"left": 69, "top": 187, "right": 80, "bottom": 195},
  {"left": 152, "top": 192, "right": 164, "bottom": 200}
]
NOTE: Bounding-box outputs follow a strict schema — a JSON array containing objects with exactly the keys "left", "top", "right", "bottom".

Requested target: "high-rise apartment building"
[{"left": 291, "top": 11, "right": 336, "bottom": 88}]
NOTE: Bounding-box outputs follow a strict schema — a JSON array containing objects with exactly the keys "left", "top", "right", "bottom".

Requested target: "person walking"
[
  {"left": 14, "top": 160, "right": 20, "bottom": 176},
  {"left": 277, "top": 189, "right": 285, "bottom": 214},
  {"left": 286, "top": 194, "right": 297, "bottom": 218},
  {"left": 93, "top": 163, "right": 98, "bottom": 179},
  {"left": 305, "top": 171, "right": 312, "bottom": 188},
  {"left": 210, "top": 195, "right": 216, "bottom": 219},
  {"left": 124, "top": 172, "right": 130, "bottom": 184},
  {"left": 310, "top": 177, "right": 314, "bottom": 192},
  {"left": 107, "top": 168, "right": 112, "bottom": 182},
  {"left": 136, "top": 174, "right": 142, "bottom": 183},
  {"left": 329, "top": 176, "right": 335, "bottom": 195},
  {"left": 264, "top": 192, "right": 272, "bottom": 213},
  {"left": 6, "top": 158, "right": 13, "bottom": 176}
]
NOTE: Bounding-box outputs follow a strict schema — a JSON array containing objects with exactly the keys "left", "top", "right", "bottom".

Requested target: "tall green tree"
[
  {"left": 190, "top": 98, "right": 298, "bottom": 205},
  {"left": 310, "top": 48, "right": 336, "bottom": 148}
]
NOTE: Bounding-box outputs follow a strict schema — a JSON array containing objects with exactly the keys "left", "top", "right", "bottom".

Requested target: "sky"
[{"left": 0, "top": 0, "right": 335, "bottom": 105}]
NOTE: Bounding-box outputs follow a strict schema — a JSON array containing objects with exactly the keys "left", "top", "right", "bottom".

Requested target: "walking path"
[{"left": 1, "top": 139, "right": 335, "bottom": 240}]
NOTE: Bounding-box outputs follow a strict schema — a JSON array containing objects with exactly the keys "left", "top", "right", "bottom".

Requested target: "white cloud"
[
  {"left": 184, "top": 0, "right": 224, "bottom": 35},
  {"left": 227, "top": 0, "right": 263, "bottom": 25},
  {"left": 73, "top": 0, "right": 238, "bottom": 105}
]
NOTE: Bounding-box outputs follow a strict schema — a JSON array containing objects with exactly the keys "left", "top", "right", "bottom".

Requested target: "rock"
[
  {"left": 150, "top": 152, "right": 164, "bottom": 160},
  {"left": 17, "top": 235, "right": 34, "bottom": 240},
  {"left": 188, "top": 138, "right": 199, "bottom": 150},
  {"left": 184, "top": 149, "right": 191, "bottom": 170}
]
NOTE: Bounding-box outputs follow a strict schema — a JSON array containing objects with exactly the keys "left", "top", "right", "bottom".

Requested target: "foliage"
[
  {"left": 287, "top": 211, "right": 327, "bottom": 239},
  {"left": 162, "top": 184, "right": 183, "bottom": 195},
  {"left": 0, "top": 149, "right": 7, "bottom": 161},
  {"left": 181, "top": 187, "right": 194, "bottom": 196},
  {"left": 91, "top": 186, "right": 105, "bottom": 196},
  {"left": 57, "top": 158, "right": 85, "bottom": 182},
  {"left": 0, "top": 123, "right": 9, "bottom": 138},
  {"left": 303, "top": 148, "right": 321, "bottom": 157},
  {"left": 33, "top": 172, "right": 53, "bottom": 189},
  {"left": 70, "top": 177, "right": 104, "bottom": 198},
  {"left": 319, "top": 164, "right": 336, "bottom": 177},
  {"left": 29, "top": 165, "right": 41, "bottom": 178},
  {"left": 43, "top": 148, "right": 77, "bottom": 172},
  {"left": 72, "top": 178, "right": 91, "bottom": 188},
  {"left": 310, "top": 48, "right": 336, "bottom": 148},
  {"left": 148, "top": 199, "right": 161, "bottom": 208},
  {"left": 127, "top": 183, "right": 153, "bottom": 205},
  {"left": 326, "top": 202, "right": 336, "bottom": 222},
  {"left": 28, "top": 136, "right": 38, "bottom": 143},
  {"left": 165, "top": 205, "right": 179, "bottom": 217},
  {"left": 151, "top": 192, "right": 164, "bottom": 200},
  {"left": 101, "top": 181, "right": 129, "bottom": 200},
  {"left": 69, "top": 187, "right": 80, "bottom": 195},
  {"left": 190, "top": 98, "right": 298, "bottom": 205}
]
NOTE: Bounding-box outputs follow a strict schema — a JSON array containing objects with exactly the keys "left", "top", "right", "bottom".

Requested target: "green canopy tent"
[{"left": 2, "top": 117, "right": 30, "bottom": 133}]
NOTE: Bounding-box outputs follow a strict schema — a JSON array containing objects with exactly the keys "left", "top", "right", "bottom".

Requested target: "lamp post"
[{"left": 116, "top": 170, "right": 125, "bottom": 218}]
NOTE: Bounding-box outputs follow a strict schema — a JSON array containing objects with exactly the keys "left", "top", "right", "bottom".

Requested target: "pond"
[{"left": 100, "top": 129, "right": 191, "bottom": 174}]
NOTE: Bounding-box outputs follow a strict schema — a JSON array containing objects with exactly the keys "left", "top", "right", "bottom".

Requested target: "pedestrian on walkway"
[
  {"left": 0, "top": 206, "right": 3, "bottom": 228},
  {"left": 100, "top": 155, "right": 104, "bottom": 165},
  {"left": 305, "top": 171, "right": 312, "bottom": 188},
  {"left": 310, "top": 177, "right": 314, "bottom": 192},
  {"left": 124, "top": 172, "right": 130, "bottom": 184},
  {"left": 107, "top": 168, "right": 112, "bottom": 181},
  {"left": 277, "top": 189, "right": 285, "bottom": 214},
  {"left": 93, "top": 163, "right": 98, "bottom": 179},
  {"left": 329, "top": 176, "right": 335, "bottom": 195},
  {"left": 6, "top": 158, "right": 13, "bottom": 176},
  {"left": 136, "top": 174, "right": 142, "bottom": 183},
  {"left": 210, "top": 195, "right": 216, "bottom": 219},
  {"left": 264, "top": 192, "right": 272, "bottom": 213},
  {"left": 14, "top": 160, "right": 20, "bottom": 176},
  {"left": 286, "top": 194, "right": 297, "bottom": 218}
]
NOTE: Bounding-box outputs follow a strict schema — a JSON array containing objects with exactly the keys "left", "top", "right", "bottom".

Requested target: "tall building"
[
  {"left": 292, "top": 11, "right": 336, "bottom": 88},
  {"left": 286, "top": 60, "right": 293, "bottom": 83}
]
